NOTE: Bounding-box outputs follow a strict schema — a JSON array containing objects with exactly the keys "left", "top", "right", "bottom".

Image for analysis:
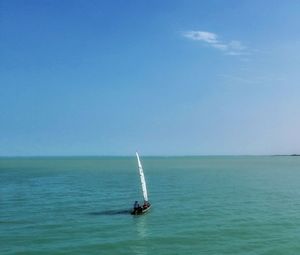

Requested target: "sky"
[{"left": 1, "top": 0, "right": 300, "bottom": 156}]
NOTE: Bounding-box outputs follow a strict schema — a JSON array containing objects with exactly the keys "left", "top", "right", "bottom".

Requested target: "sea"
[{"left": 1, "top": 156, "right": 300, "bottom": 255}]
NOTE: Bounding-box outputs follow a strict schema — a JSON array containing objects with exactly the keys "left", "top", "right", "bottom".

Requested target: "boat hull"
[{"left": 131, "top": 204, "right": 151, "bottom": 215}]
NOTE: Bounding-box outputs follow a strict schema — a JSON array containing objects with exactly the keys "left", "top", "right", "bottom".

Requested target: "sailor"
[
  {"left": 143, "top": 201, "right": 148, "bottom": 209},
  {"left": 134, "top": 201, "right": 139, "bottom": 210}
]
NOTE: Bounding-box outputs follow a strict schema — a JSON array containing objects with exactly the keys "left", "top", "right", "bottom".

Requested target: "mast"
[{"left": 136, "top": 152, "right": 148, "bottom": 202}]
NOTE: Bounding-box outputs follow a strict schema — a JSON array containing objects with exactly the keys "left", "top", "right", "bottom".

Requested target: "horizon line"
[{"left": 0, "top": 154, "right": 299, "bottom": 158}]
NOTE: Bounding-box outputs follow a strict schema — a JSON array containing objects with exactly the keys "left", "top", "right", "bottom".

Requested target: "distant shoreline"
[{"left": 272, "top": 154, "right": 300, "bottom": 157}]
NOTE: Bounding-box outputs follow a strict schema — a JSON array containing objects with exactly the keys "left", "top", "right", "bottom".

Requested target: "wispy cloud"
[
  {"left": 182, "top": 30, "right": 248, "bottom": 56},
  {"left": 218, "top": 74, "right": 287, "bottom": 85}
]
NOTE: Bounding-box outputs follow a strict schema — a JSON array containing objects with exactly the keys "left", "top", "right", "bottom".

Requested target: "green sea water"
[{"left": 1, "top": 156, "right": 300, "bottom": 254}]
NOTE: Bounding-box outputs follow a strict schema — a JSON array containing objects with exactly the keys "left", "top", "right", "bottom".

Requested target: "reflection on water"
[
  {"left": 135, "top": 216, "right": 148, "bottom": 238},
  {"left": 132, "top": 215, "right": 149, "bottom": 255}
]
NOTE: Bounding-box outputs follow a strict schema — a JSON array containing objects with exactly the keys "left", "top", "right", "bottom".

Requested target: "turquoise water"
[{"left": 1, "top": 156, "right": 300, "bottom": 254}]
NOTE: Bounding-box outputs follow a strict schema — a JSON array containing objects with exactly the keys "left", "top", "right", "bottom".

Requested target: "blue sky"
[{"left": 1, "top": 0, "right": 300, "bottom": 156}]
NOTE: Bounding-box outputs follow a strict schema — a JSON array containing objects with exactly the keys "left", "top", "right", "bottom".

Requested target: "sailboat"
[{"left": 131, "top": 152, "right": 151, "bottom": 215}]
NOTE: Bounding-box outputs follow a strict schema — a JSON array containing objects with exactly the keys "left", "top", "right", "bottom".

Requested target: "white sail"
[{"left": 136, "top": 152, "right": 148, "bottom": 202}]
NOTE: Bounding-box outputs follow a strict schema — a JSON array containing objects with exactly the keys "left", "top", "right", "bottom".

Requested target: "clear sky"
[{"left": 1, "top": 0, "right": 300, "bottom": 156}]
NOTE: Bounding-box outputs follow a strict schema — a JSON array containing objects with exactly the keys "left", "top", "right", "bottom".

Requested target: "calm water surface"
[{"left": 1, "top": 156, "right": 300, "bottom": 254}]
